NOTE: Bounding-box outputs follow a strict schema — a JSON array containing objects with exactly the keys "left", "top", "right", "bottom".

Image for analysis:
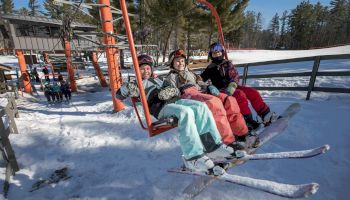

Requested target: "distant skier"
[
  {"left": 60, "top": 80, "right": 71, "bottom": 101},
  {"left": 32, "top": 67, "right": 40, "bottom": 82},
  {"left": 51, "top": 82, "right": 62, "bottom": 102},
  {"left": 44, "top": 82, "right": 52, "bottom": 103},
  {"left": 115, "top": 54, "right": 242, "bottom": 174},
  {"left": 163, "top": 49, "right": 255, "bottom": 149},
  {"left": 201, "top": 42, "right": 278, "bottom": 131}
]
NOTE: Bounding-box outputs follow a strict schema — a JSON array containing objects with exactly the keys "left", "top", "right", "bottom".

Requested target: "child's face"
[
  {"left": 212, "top": 51, "right": 222, "bottom": 58},
  {"left": 173, "top": 57, "right": 186, "bottom": 71},
  {"left": 140, "top": 64, "right": 152, "bottom": 79}
]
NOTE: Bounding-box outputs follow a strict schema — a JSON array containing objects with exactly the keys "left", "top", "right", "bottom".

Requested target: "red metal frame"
[
  {"left": 99, "top": 0, "right": 125, "bottom": 112},
  {"left": 120, "top": 0, "right": 226, "bottom": 136}
]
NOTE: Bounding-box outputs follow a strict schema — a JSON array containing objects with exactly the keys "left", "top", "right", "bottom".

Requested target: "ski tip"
[
  {"left": 323, "top": 144, "right": 331, "bottom": 153},
  {"left": 303, "top": 183, "right": 319, "bottom": 198}
]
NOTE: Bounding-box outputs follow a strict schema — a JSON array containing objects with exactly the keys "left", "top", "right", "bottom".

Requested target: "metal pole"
[
  {"left": 63, "top": 38, "right": 78, "bottom": 92},
  {"left": 120, "top": 0, "right": 153, "bottom": 135},
  {"left": 306, "top": 56, "right": 321, "bottom": 100},
  {"left": 196, "top": 0, "right": 228, "bottom": 59},
  {"left": 99, "top": 0, "right": 125, "bottom": 112},
  {"left": 91, "top": 51, "right": 108, "bottom": 87},
  {"left": 16, "top": 49, "right": 32, "bottom": 93}
]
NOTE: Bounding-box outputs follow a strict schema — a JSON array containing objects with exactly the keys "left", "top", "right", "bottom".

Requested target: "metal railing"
[
  {"left": 0, "top": 96, "right": 20, "bottom": 198},
  {"left": 235, "top": 54, "right": 350, "bottom": 100}
]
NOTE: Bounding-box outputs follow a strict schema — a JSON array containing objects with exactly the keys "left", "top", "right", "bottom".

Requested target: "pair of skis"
[
  {"left": 169, "top": 103, "right": 329, "bottom": 198},
  {"left": 169, "top": 144, "right": 329, "bottom": 198}
]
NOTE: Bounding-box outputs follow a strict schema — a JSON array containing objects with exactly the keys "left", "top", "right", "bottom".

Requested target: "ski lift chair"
[
  {"left": 131, "top": 97, "right": 178, "bottom": 136},
  {"left": 120, "top": 0, "right": 227, "bottom": 137}
]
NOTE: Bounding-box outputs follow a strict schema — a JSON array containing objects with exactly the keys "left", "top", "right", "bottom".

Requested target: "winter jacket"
[
  {"left": 163, "top": 67, "right": 208, "bottom": 93},
  {"left": 201, "top": 60, "right": 240, "bottom": 90},
  {"left": 116, "top": 78, "right": 171, "bottom": 118}
]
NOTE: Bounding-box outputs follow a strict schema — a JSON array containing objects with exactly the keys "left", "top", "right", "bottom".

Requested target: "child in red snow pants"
[
  {"left": 181, "top": 87, "right": 248, "bottom": 144},
  {"left": 234, "top": 85, "right": 269, "bottom": 116}
]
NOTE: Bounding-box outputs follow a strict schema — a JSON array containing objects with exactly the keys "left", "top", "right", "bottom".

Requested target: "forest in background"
[{"left": 1, "top": 0, "right": 349, "bottom": 57}]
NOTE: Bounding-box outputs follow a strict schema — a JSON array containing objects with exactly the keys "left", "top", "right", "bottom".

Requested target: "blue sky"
[
  {"left": 13, "top": 0, "right": 332, "bottom": 27},
  {"left": 247, "top": 0, "right": 332, "bottom": 27}
]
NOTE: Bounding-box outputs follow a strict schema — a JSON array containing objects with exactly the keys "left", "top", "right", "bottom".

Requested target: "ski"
[
  {"left": 29, "top": 167, "right": 71, "bottom": 192},
  {"left": 213, "top": 144, "right": 330, "bottom": 164},
  {"left": 168, "top": 167, "right": 319, "bottom": 199},
  {"left": 180, "top": 103, "right": 301, "bottom": 198}
]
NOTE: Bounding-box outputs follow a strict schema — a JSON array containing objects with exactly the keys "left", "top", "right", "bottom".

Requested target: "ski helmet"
[
  {"left": 168, "top": 49, "right": 186, "bottom": 68},
  {"left": 208, "top": 42, "right": 225, "bottom": 62},
  {"left": 137, "top": 54, "right": 153, "bottom": 67}
]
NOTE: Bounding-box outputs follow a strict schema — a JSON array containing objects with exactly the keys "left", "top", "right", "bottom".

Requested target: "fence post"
[
  {"left": 242, "top": 64, "right": 249, "bottom": 86},
  {"left": 306, "top": 56, "right": 321, "bottom": 100}
]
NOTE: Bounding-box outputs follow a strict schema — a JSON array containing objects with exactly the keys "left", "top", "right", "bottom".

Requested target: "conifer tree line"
[{"left": 0, "top": 0, "right": 349, "bottom": 53}]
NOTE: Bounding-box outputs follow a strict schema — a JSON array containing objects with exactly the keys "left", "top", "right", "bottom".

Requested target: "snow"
[{"left": 0, "top": 46, "right": 350, "bottom": 200}]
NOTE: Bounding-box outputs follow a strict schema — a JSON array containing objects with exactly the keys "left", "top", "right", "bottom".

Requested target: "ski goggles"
[{"left": 138, "top": 55, "right": 153, "bottom": 66}]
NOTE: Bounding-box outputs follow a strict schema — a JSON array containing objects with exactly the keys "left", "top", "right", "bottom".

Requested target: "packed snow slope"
[{"left": 1, "top": 45, "right": 350, "bottom": 200}]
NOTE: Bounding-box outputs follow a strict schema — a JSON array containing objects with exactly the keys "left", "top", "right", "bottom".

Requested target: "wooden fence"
[
  {"left": 235, "top": 54, "right": 350, "bottom": 100},
  {"left": 0, "top": 96, "right": 20, "bottom": 198}
]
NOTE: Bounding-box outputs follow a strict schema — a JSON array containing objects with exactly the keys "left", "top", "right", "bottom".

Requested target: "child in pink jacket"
[{"left": 161, "top": 49, "right": 256, "bottom": 150}]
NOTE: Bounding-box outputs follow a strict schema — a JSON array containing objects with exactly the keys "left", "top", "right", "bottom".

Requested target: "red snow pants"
[
  {"left": 233, "top": 85, "right": 269, "bottom": 116},
  {"left": 181, "top": 87, "right": 248, "bottom": 144}
]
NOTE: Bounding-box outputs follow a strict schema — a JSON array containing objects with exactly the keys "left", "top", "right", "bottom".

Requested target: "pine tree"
[
  {"left": 28, "top": 0, "right": 40, "bottom": 16},
  {"left": 44, "top": 0, "right": 65, "bottom": 19},
  {"left": 279, "top": 10, "right": 289, "bottom": 49},
  {"left": 289, "top": 1, "right": 315, "bottom": 49},
  {"left": 329, "top": 0, "right": 349, "bottom": 44},
  {"left": 267, "top": 13, "right": 280, "bottom": 49},
  {"left": 1, "top": 0, "right": 14, "bottom": 14},
  {"left": 17, "top": 7, "right": 29, "bottom": 16}
]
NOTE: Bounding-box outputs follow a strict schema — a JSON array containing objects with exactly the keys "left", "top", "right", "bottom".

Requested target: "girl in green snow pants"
[{"left": 158, "top": 98, "right": 222, "bottom": 160}]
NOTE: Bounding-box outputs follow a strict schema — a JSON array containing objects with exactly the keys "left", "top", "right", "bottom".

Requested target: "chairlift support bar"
[
  {"left": 53, "top": 0, "right": 135, "bottom": 16},
  {"left": 120, "top": 0, "right": 227, "bottom": 137}
]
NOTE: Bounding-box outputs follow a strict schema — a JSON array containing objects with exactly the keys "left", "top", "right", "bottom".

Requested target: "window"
[
  {"left": 50, "top": 27, "right": 61, "bottom": 38},
  {"left": 15, "top": 24, "right": 35, "bottom": 37},
  {"left": 34, "top": 26, "right": 50, "bottom": 37}
]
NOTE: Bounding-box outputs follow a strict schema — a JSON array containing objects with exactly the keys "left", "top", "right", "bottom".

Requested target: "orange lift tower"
[
  {"left": 99, "top": 0, "right": 125, "bottom": 111},
  {"left": 16, "top": 49, "right": 32, "bottom": 93},
  {"left": 63, "top": 37, "right": 78, "bottom": 92}
]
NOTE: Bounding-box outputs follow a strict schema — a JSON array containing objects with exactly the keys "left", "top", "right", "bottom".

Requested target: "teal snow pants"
[{"left": 158, "top": 99, "right": 222, "bottom": 160}]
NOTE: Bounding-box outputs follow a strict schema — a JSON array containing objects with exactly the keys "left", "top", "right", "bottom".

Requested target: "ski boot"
[{"left": 261, "top": 108, "right": 278, "bottom": 126}]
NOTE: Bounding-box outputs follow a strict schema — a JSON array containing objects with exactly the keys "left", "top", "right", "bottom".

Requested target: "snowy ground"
[{"left": 0, "top": 46, "right": 350, "bottom": 200}]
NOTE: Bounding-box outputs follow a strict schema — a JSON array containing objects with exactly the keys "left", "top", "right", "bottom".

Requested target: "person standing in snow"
[
  {"left": 42, "top": 65, "right": 50, "bottom": 83},
  {"left": 201, "top": 42, "right": 278, "bottom": 131},
  {"left": 162, "top": 49, "right": 257, "bottom": 149},
  {"left": 60, "top": 80, "right": 71, "bottom": 101},
  {"left": 44, "top": 82, "right": 52, "bottom": 103},
  {"left": 115, "top": 54, "right": 242, "bottom": 173}
]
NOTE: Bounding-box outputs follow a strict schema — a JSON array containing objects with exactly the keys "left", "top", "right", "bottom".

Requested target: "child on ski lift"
[
  {"left": 162, "top": 49, "right": 257, "bottom": 149},
  {"left": 115, "top": 54, "right": 243, "bottom": 173},
  {"left": 201, "top": 42, "right": 278, "bottom": 130}
]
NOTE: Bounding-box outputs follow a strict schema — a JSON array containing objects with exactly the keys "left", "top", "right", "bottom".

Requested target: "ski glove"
[
  {"left": 226, "top": 82, "right": 238, "bottom": 96},
  {"left": 207, "top": 85, "right": 220, "bottom": 96},
  {"left": 158, "top": 86, "right": 179, "bottom": 100},
  {"left": 127, "top": 82, "right": 140, "bottom": 97}
]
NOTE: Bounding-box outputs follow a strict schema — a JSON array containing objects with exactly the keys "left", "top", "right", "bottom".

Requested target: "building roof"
[
  {"left": 0, "top": 63, "right": 12, "bottom": 71},
  {"left": 0, "top": 14, "right": 96, "bottom": 29}
]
